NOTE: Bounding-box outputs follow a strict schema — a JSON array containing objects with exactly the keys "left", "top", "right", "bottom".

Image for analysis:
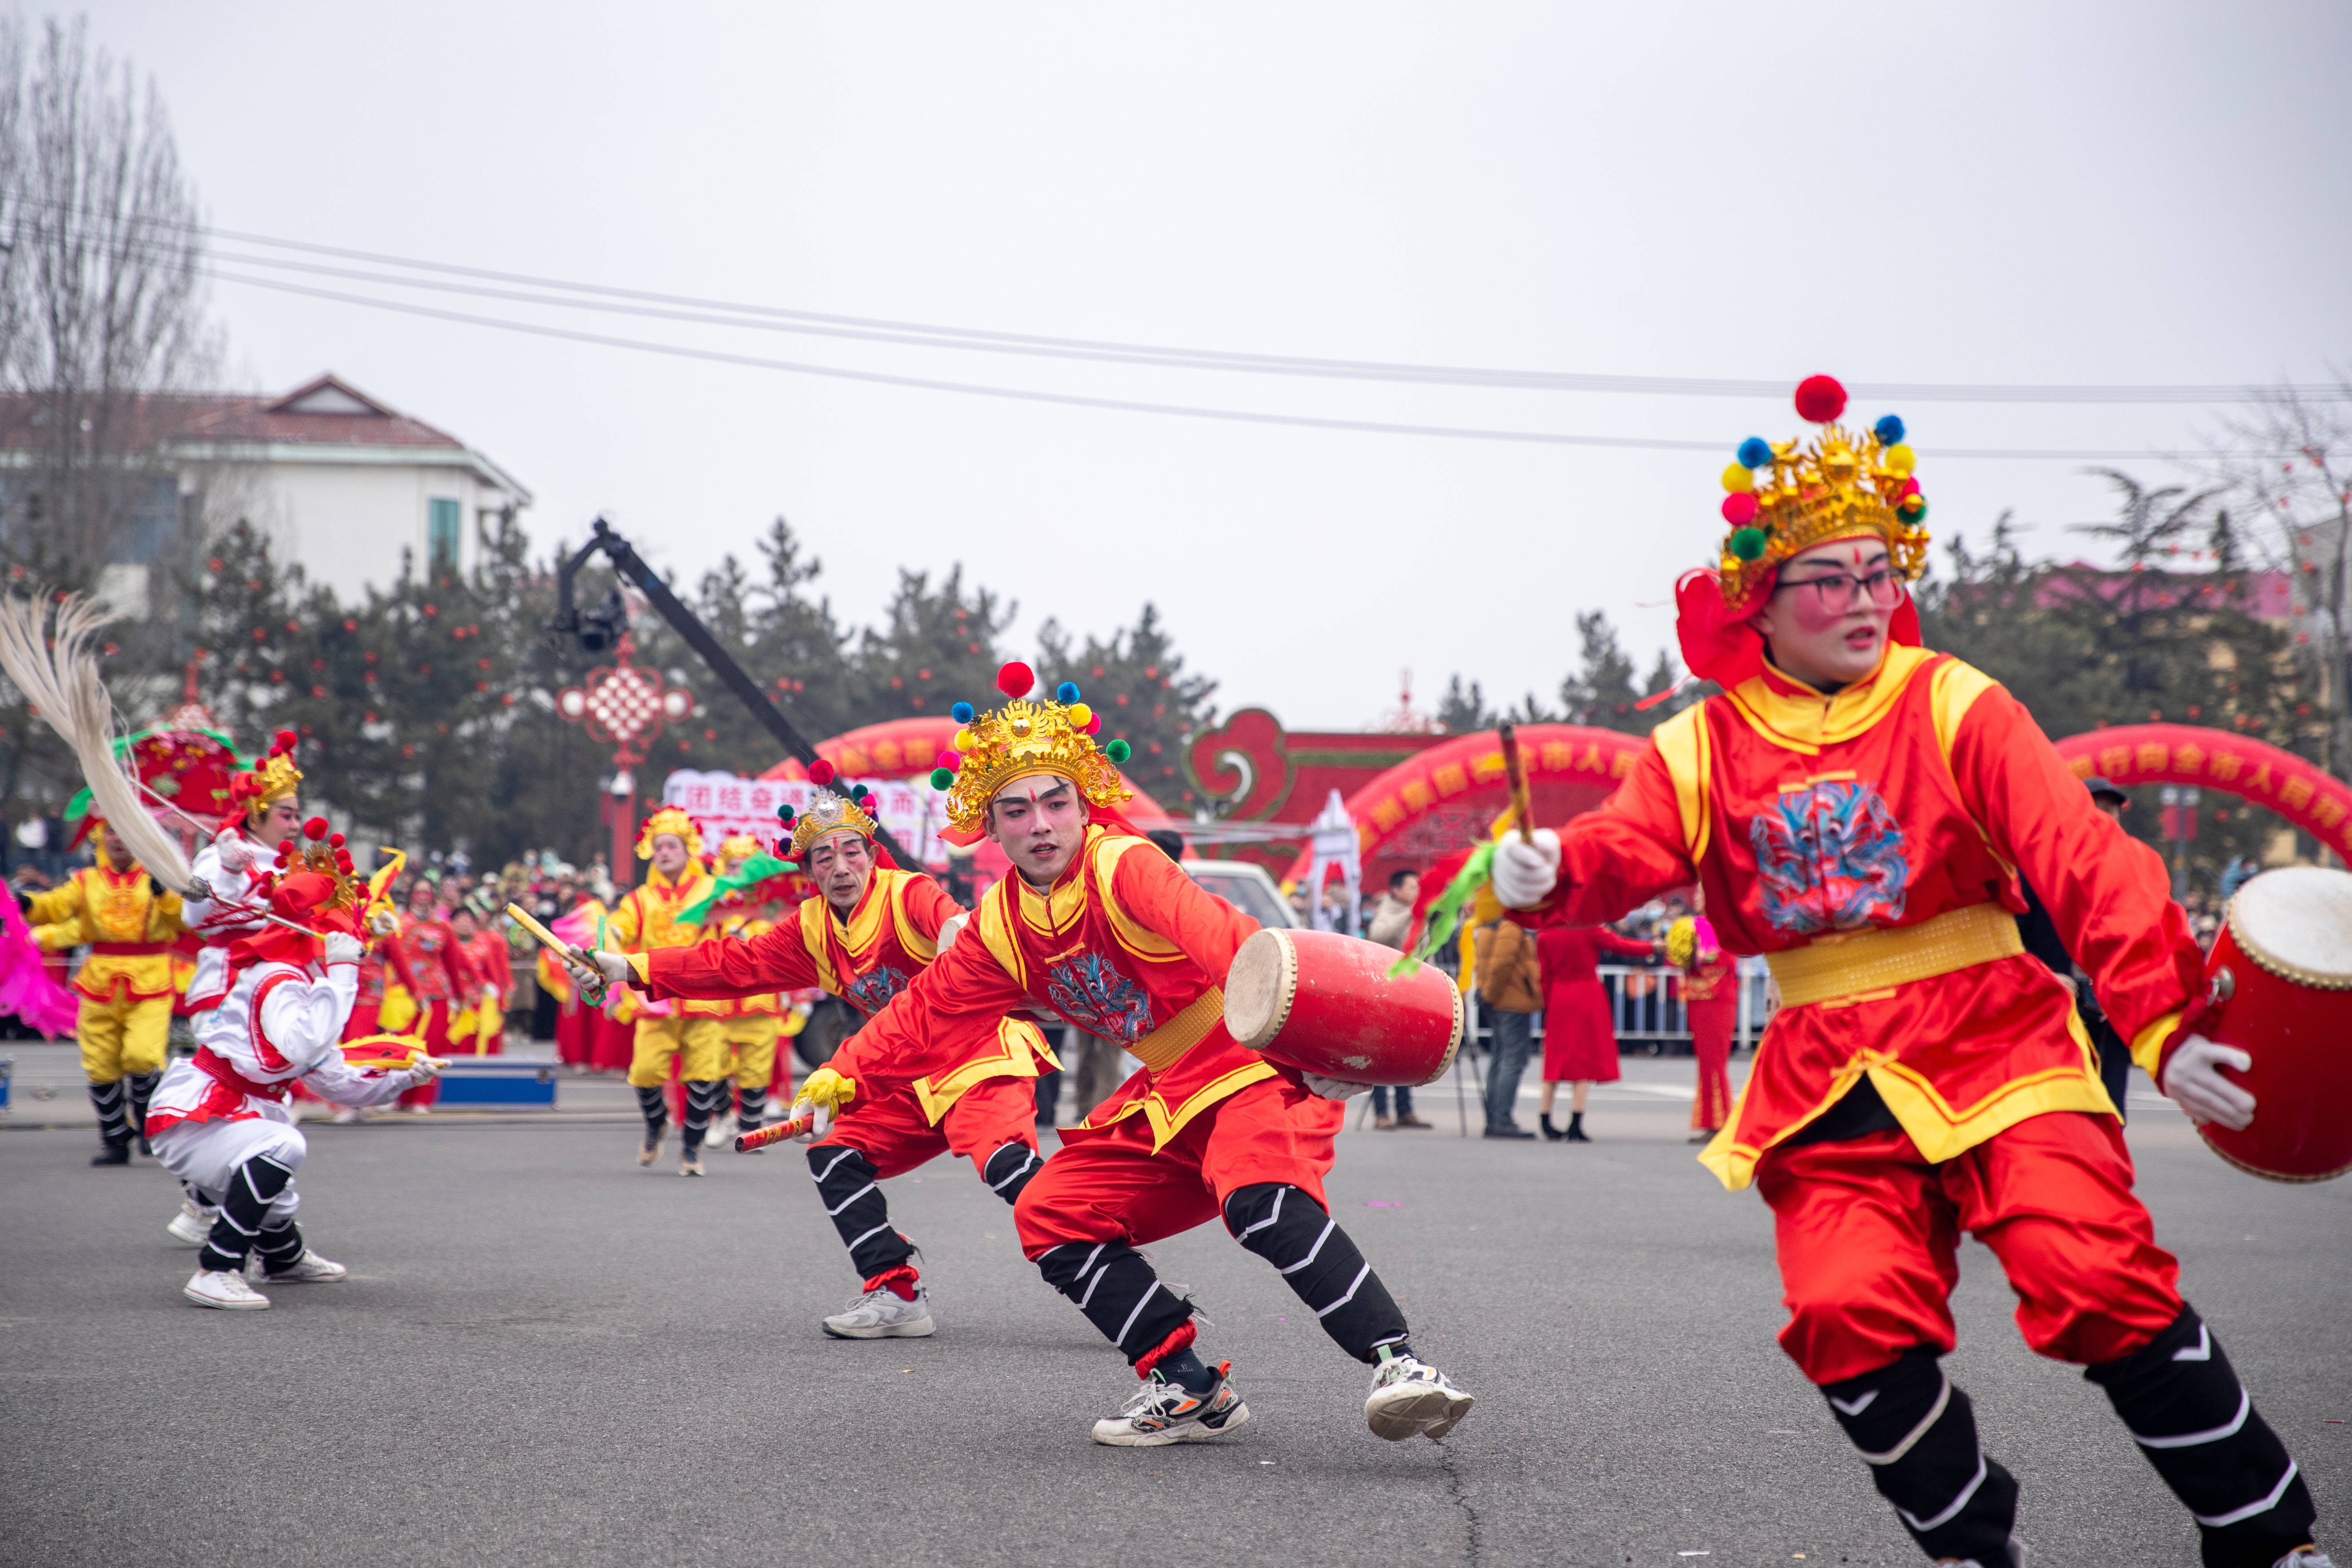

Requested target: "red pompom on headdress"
[
  {"left": 806, "top": 757, "right": 836, "bottom": 787},
  {"left": 995, "top": 661, "right": 1034, "bottom": 699},
  {"left": 1793, "top": 374, "right": 1847, "bottom": 424}
]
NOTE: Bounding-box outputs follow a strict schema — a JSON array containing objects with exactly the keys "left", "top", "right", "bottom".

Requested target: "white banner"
[{"left": 660, "top": 769, "right": 954, "bottom": 866}]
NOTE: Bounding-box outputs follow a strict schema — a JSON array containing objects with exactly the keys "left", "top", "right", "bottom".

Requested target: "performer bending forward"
[
  {"left": 835, "top": 668, "right": 1472, "bottom": 1448},
  {"left": 1493, "top": 379, "right": 2325, "bottom": 1568},
  {"left": 587, "top": 769, "right": 1055, "bottom": 1339},
  {"left": 147, "top": 842, "right": 442, "bottom": 1309}
]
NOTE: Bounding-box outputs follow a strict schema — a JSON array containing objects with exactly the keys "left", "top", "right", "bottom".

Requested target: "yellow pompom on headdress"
[
  {"left": 775, "top": 760, "right": 883, "bottom": 859},
  {"left": 1714, "top": 376, "right": 1930, "bottom": 612},
  {"left": 927, "top": 662, "right": 1133, "bottom": 843},
  {"left": 635, "top": 805, "right": 705, "bottom": 860}
]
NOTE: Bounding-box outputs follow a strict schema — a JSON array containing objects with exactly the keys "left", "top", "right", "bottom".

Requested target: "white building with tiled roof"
[{"left": 163, "top": 373, "right": 532, "bottom": 601}]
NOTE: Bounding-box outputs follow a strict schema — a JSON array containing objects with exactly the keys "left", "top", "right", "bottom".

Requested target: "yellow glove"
[{"left": 799, "top": 1066, "right": 856, "bottom": 1110}]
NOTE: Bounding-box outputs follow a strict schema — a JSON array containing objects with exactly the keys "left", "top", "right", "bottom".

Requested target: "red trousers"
[
  {"left": 397, "top": 1000, "right": 453, "bottom": 1109},
  {"left": 814, "top": 1072, "right": 1041, "bottom": 1181},
  {"left": 1016, "top": 1074, "right": 1343, "bottom": 1258},
  {"left": 1688, "top": 998, "right": 1735, "bottom": 1131},
  {"left": 591, "top": 1011, "right": 634, "bottom": 1073},
  {"left": 1756, "top": 1111, "right": 2183, "bottom": 1387}
]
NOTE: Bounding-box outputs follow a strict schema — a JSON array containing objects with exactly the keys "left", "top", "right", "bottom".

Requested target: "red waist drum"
[
  {"left": 1223, "top": 928, "right": 1464, "bottom": 1088},
  {"left": 2199, "top": 865, "right": 2352, "bottom": 1183}
]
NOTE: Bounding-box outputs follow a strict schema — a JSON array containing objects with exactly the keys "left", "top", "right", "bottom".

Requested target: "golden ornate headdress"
[
  {"left": 226, "top": 728, "right": 304, "bottom": 826},
  {"left": 929, "top": 661, "right": 1132, "bottom": 838},
  {"left": 777, "top": 760, "right": 883, "bottom": 858},
  {"left": 265, "top": 815, "right": 364, "bottom": 912},
  {"left": 1715, "top": 376, "right": 1930, "bottom": 611},
  {"left": 715, "top": 832, "right": 765, "bottom": 875},
  {"left": 634, "top": 806, "right": 705, "bottom": 860}
]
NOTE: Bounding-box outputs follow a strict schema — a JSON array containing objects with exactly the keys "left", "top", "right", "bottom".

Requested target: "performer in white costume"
[{"left": 147, "top": 835, "right": 441, "bottom": 1310}]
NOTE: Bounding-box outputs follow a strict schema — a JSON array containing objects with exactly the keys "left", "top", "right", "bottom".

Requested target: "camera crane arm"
[{"left": 552, "top": 516, "right": 920, "bottom": 869}]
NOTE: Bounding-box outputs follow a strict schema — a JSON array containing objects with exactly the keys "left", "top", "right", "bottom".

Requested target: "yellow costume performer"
[
  {"left": 705, "top": 833, "right": 790, "bottom": 1141},
  {"left": 601, "top": 807, "right": 727, "bottom": 1173},
  {"left": 29, "top": 821, "right": 187, "bottom": 1164}
]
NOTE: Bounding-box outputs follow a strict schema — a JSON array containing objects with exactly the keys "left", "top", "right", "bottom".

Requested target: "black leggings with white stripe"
[
  {"left": 807, "top": 1138, "right": 1041, "bottom": 1282},
  {"left": 1034, "top": 1182, "right": 1409, "bottom": 1368}
]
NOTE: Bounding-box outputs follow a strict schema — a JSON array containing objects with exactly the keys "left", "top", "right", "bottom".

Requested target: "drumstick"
[
  {"left": 734, "top": 1114, "right": 814, "bottom": 1152},
  {"left": 1497, "top": 722, "right": 1535, "bottom": 843},
  {"left": 505, "top": 901, "right": 610, "bottom": 1007}
]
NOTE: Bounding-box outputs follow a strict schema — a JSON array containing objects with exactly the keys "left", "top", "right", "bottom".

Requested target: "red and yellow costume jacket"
[
  {"left": 606, "top": 865, "right": 722, "bottom": 1020},
  {"left": 838, "top": 827, "right": 1268, "bottom": 1146},
  {"left": 391, "top": 914, "right": 479, "bottom": 1009},
  {"left": 28, "top": 860, "right": 187, "bottom": 1004},
  {"left": 1681, "top": 952, "right": 1736, "bottom": 1008},
  {"left": 687, "top": 908, "right": 785, "bottom": 1020},
  {"left": 1515, "top": 644, "right": 2200, "bottom": 1191},
  {"left": 636, "top": 866, "right": 1052, "bottom": 1118}
]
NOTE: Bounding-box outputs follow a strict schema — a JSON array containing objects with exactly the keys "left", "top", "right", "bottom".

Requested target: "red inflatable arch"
[
  {"left": 2052, "top": 724, "right": 2352, "bottom": 861},
  {"left": 1282, "top": 724, "right": 1652, "bottom": 887}
]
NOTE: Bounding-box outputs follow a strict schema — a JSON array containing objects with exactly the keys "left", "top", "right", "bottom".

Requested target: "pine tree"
[
  {"left": 853, "top": 565, "right": 1015, "bottom": 723},
  {"left": 1036, "top": 604, "right": 1217, "bottom": 809},
  {"left": 1435, "top": 674, "right": 1497, "bottom": 734}
]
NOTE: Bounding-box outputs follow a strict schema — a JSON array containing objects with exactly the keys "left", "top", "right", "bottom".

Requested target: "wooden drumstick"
[
  {"left": 505, "top": 901, "right": 609, "bottom": 1007},
  {"left": 734, "top": 1114, "right": 815, "bottom": 1152},
  {"left": 1497, "top": 722, "right": 1535, "bottom": 843}
]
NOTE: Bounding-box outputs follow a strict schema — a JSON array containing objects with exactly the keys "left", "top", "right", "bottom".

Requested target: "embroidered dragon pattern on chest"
[
  {"left": 1748, "top": 778, "right": 1909, "bottom": 936},
  {"left": 843, "top": 963, "right": 912, "bottom": 1017},
  {"left": 1043, "top": 951, "right": 1154, "bottom": 1044}
]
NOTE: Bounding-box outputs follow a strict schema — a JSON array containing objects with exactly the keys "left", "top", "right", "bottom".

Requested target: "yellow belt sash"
[{"left": 1764, "top": 903, "right": 2023, "bottom": 1008}]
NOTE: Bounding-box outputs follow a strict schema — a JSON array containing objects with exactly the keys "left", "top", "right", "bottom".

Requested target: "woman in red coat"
[{"left": 1535, "top": 923, "right": 1656, "bottom": 1141}]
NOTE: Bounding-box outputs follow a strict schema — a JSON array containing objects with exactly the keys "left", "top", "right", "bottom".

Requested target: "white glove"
[
  {"left": 369, "top": 908, "right": 399, "bottom": 936},
  {"left": 576, "top": 947, "right": 631, "bottom": 985},
  {"left": 787, "top": 1097, "right": 833, "bottom": 1142},
  {"left": 1302, "top": 1073, "right": 1374, "bottom": 1101},
  {"left": 322, "top": 932, "right": 363, "bottom": 967},
  {"left": 405, "top": 1053, "right": 445, "bottom": 1086},
  {"left": 1491, "top": 828, "right": 1562, "bottom": 908},
  {"left": 2161, "top": 1035, "right": 2254, "bottom": 1130},
  {"left": 212, "top": 828, "right": 255, "bottom": 874},
  {"left": 936, "top": 913, "right": 969, "bottom": 953}
]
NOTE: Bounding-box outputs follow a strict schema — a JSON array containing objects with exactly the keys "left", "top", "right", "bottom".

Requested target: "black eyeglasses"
[{"left": 1771, "top": 568, "right": 1902, "bottom": 613}]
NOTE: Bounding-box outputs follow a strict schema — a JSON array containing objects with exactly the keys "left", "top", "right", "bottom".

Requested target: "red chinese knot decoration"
[{"left": 555, "top": 634, "right": 693, "bottom": 764}]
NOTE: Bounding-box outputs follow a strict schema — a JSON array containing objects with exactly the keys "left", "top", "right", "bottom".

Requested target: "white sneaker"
[
  {"left": 407, "top": 1104, "right": 431, "bottom": 1116},
  {"left": 2274, "top": 1552, "right": 2334, "bottom": 1568},
  {"left": 184, "top": 1269, "right": 271, "bottom": 1310},
  {"left": 331, "top": 1106, "right": 366, "bottom": 1125},
  {"left": 166, "top": 1202, "right": 213, "bottom": 1247},
  {"left": 821, "top": 1283, "right": 936, "bottom": 1339},
  {"left": 1365, "top": 1350, "right": 1475, "bottom": 1441},
  {"left": 1091, "top": 1365, "right": 1250, "bottom": 1446},
  {"left": 246, "top": 1248, "right": 348, "bottom": 1284},
  {"left": 637, "top": 1128, "right": 664, "bottom": 1167}
]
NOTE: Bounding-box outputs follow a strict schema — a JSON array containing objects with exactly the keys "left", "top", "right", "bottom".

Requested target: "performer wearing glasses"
[{"left": 1491, "top": 378, "right": 2325, "bottom": 1568}]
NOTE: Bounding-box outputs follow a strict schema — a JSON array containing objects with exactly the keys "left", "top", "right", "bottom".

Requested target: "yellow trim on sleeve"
[
  {"left": 626, "top": 952, "right": 651, "bottom": 985},
  {"left": 1091, "top": 831, "right": 1186, "bottom": 963},
  {"left": 1650, "top": 704, "right": 1713, "bottom": 864},
  {"left": 886, "top": 872, "right": 939, "bottom": 965},
  {"left": 1929, "top": 658, "right": 2001, "bottom": 768},
  {"left": 2131, "top": 1009, "right": 2184, "bottom": 1079},
  {"left": 976, "top": 880, "right": 1028, "bottom": 991}
]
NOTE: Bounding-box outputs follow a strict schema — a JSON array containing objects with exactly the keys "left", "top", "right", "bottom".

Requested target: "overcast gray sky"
[{"left": 83, "top": 1, "right": 2352, "bottom": 728}]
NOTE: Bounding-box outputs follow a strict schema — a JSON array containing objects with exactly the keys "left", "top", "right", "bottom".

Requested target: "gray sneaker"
[
  {"left": 1091, "top": 1364, "right": 1250, "bottom": 1447},
  {"left": 1365, "top": 1349, "right": 1474, "bottom": 1441},
  {"left": 821, "top": 1283, "right": 935, "bottom": 1339}
]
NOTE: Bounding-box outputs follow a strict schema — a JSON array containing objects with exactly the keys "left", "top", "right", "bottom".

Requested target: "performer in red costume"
[
  {"left": 585, "top": 764, "right": 1055, "bottom": 1338},
  {"left": 1492, "top": 378, "right": 2326, "bottom": 1568},
  {"left": 1533, "top": 922, "right": 1653, "bottom": 1141},
  {"left": 450, "top": 906, "right": 510, "bottom": 1055},
  {"left": 390, "top": 879, "right": 479, "bottom": 1113},
  {"left": 1668, "top": 912, "right": 1737, "bottom": 1142},
  {"left": 814, "top": 666, "right": 1472, "bottom": 1449}
]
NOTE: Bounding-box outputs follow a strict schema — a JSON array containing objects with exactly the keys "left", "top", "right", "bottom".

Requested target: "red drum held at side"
[
  {"left": 1223, "top": 928, "right": 1464, "bottom": 1088},
  {"left": 2196, "top": 865, "right": 2352, "bottom": 1183}
]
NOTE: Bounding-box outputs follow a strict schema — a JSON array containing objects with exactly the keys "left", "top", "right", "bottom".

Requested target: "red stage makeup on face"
[
  {"left": 988, "top": 775, "right": 1089, "bottom": 887},
  {"left": 807, "top": 829, "right": 876, "bottom": 914},
  {"left": 1749, "top": 536, "right": 1900, "bottom": 692}
]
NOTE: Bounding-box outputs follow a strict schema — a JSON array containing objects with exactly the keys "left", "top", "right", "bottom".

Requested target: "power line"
[
  {"left": 203, "top": 267, "right": 2271, "bottom": 462},
  {"left": 23, "top": 195, "right": 2339, "bottom": 405}
]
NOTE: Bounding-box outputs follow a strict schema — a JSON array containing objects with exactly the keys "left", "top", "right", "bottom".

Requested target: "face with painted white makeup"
[
  {"left": 1747, "top": 537, "right": 1901, "bottom": 693},
  {"left": 650, "top": 833, "right": 689, "bottom": 877},
  {"left": 986, "top": 776, "right": 1089, "bottom": 888},
  {"left": 806, "top": 830, "right": 876, "bottom": 916}
]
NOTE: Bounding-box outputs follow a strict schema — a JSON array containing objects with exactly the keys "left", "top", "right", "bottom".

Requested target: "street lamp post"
[{"left": 555, "top": 633, "right": 693, "bottom": 878}]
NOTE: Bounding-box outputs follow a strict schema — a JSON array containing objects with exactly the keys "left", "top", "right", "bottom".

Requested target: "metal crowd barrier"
[{"left": 1460, "top": 964, "right": 1769, "bottom": 1058}]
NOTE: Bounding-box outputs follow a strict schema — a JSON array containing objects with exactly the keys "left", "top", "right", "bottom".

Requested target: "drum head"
[
  {"left": 2228, "top": 866, "right": 2352, "bottom": 989},
  {"left": 1223, "top": 928, "right": 1296, "bottom": 1048}
]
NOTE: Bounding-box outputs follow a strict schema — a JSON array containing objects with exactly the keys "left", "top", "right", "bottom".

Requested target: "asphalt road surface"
[{"left": 3, "top": 1062, "right": 2345, "bottom": 1568}]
